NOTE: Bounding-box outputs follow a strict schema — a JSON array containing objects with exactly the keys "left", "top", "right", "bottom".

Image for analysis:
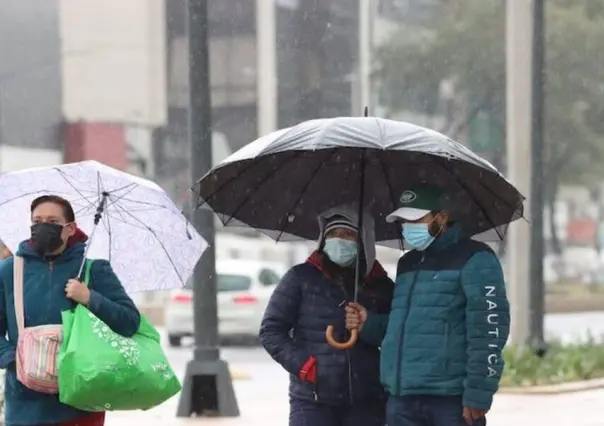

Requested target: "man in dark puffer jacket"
[{"left": 259, "top": 205, "right": 393, "bottom": 426}]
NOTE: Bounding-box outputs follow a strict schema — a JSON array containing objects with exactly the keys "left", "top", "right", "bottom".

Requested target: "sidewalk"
[{"left": 107, "top": 387, "right": 604, "bottom": 426}]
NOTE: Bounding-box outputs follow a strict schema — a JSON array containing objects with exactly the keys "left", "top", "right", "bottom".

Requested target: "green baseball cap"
[{"left": 386, "top": 186, "right": 446, "bottom": 223}]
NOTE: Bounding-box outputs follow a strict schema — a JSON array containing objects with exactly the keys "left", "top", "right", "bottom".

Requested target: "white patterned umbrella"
[{"left": 0, "top": 161, "right": 207, "bottom": 293}]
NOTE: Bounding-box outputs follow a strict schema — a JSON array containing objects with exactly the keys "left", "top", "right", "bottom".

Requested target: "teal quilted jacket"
[{"left": 361, "top": 225, "right": 510, "bottom": 410}]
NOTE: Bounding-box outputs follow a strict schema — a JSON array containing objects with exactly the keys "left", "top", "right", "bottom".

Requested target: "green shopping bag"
[{"left": 57, "top": 260, "right": 181, "bottom": 411}]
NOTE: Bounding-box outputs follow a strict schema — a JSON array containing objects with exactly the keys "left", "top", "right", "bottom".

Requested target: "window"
[
  {"left": 217, "top": 274, "right": 252, "bottom": 292},
  {"left": 258, "top": 269, "right": 281, "bottom": 286}
]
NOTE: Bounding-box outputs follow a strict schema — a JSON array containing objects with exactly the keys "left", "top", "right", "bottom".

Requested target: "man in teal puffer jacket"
[{"left": 346, "top": 186, "right": 510, "bottom": 426}]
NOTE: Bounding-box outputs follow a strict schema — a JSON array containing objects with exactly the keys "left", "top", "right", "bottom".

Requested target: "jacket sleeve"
[
  {"left": 87, "top": 259, "right": 141, "bottom": 338},
  {"left": 360, "top": 313, "right": 389, "bottom": 346},
  {"left": 360, "top": 275, "right": 394, "bottom": 346},
  {"left": 0, "top": 264, "right": 15, "bottom": 368},
  {"left": 259, "top": 268, "right": 308, "bottom": 376},
  {"left": 460, "top": 250, "right": 510, "bottom": 410}
]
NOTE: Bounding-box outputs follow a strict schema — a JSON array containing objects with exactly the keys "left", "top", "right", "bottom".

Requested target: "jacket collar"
[{"left": 427, "top": 223, "right": 463, "bottom": 253}]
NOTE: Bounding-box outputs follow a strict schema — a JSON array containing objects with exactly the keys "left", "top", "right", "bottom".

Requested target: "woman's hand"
[
  {"left": 65, "top": 279, "right": 91, "bottom": 305},
  {"left": 345, "top": 302, "right": 368, "bottom": 331}
]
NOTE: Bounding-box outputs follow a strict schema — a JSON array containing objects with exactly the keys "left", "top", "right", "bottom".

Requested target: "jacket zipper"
[
  {"left": 394, "top": 253, "right": 425, "bottom": 395},
  {"left": 48, "top": 262, "right": 54, "bottom": 319}
]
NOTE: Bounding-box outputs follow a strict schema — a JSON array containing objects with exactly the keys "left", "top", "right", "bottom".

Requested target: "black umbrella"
[{"left": 192, "top": 116, "right": 525, "bottom": 349}]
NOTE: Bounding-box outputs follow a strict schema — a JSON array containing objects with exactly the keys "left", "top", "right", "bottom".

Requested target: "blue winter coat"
[
  {"left": 259, "top": 254, "right": 394, "bottom": 406},
  {"left": 0, "top": 241, "right": 141, "bottom": 426},
  {"left": 360, "top": 225, "right": 510, "bottom": 410}
]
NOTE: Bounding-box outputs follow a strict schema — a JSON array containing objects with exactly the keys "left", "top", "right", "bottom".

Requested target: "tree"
[{"left": 376, "top": 0, "right": 604, "bottom": 250}]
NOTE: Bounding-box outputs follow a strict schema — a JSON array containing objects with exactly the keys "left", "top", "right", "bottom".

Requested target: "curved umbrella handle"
[{"left": 325, "top": 325, "right": 358, "bottom": 350}]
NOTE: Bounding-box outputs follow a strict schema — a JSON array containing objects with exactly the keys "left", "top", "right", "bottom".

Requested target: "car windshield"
[{"left": 217, "top": 274, "right": 252, "bottom": 292}]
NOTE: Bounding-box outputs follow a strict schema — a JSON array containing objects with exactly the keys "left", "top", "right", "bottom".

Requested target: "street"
[{"left": 105, "top": 311, "right": 604, "bottom": 425}]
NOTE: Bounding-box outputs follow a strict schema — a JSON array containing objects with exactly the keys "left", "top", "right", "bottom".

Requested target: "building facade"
[{"left": 0, "top": 0, "right": 167, "bottom": 174}]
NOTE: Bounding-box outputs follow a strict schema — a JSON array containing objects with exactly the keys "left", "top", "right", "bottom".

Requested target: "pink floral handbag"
[{"left": 13, "top": 255, "right": 62, "bottom": 394}]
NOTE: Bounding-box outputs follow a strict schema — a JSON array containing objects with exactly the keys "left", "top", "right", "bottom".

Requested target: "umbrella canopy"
[
  {"left": 193, "top": 117, "right": 524, "bottom": 246},
  {"left": 0, "top": 160, "right": 207, "bottom": 293}
]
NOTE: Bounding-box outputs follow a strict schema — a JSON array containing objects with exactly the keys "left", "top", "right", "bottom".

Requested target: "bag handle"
[
  {"left": 82, "top": 258, "right": 93, "bottom": 286},
  {"left": 13, "top": 256, "right": 25, "bottom": 334}
]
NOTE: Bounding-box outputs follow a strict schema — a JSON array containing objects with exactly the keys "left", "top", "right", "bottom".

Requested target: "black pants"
[
  {"left": 289, "top": 397, "right": 385, "bottom": 426},
  {"left": 386, "top": 395, "right": 486, "bottom": 426}
]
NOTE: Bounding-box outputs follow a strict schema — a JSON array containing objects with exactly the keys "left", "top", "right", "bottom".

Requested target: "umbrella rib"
[
  {"left": 223, "top": 151, "right": 306, "bottom": 227},
  {"left": 100, "top": 207, "right": 114, "bottom": 263},
  {"left": 377, "top": 153, "right": 404, "bottom": 250},
  {"left": 275, "top": 149, "right": 339, "bottom": 242},
  {"left": 101, "top": 208, "right": 151, "bottom": 231},
  {"left": 112, "top": 202, "right": 186, "bottom": 286},
  {"left": 54, "top": 169, "right": 98, "bottom": 212},
  {"left": 431, "top": 157, "right": 503, "bottom": 239},
  {"left": 192, "top": 152, "right": 293, "bottom": 210}
]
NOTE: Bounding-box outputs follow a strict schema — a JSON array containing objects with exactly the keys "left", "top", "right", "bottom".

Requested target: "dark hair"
[{"left": 31, "top": 195, "right": 75, "bottom": 222}]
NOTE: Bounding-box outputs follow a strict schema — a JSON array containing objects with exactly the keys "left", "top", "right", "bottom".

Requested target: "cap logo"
[{"left": 400, "top": 190, "right": 417, "bottom": 204}]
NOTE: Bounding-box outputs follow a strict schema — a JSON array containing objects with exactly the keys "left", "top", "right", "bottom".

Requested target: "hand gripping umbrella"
[{"left": 193, "top": 115, "right": 525, "bottom": 349}]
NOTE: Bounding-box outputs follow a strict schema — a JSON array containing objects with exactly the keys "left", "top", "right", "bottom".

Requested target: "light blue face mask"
[
  {"left": 402, "top": 223, "right": 436, "bottom": 251},
  {"left": 323, "top": 238, "right": 358, "bottom": 267}
]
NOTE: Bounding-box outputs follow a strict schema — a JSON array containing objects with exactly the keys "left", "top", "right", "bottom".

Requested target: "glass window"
[
  {"left": 217, "top": 274, "right": 252, "bottom": 292},
  {"left": 258, "top": 269, "right": 281, "bottom": 286}
]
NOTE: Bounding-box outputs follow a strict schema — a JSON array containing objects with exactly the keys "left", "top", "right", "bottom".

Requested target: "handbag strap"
[
  {"left": 13, "top": 255, "right": 25, "bottom": 334},
  {"left": 13, "top": 257, "right": 94, "bottom": 332}
]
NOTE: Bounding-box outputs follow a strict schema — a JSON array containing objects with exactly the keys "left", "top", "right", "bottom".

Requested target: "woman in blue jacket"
[
  {"left": 0, "top": 195, "right": 141, "bottom": 426},
  {"left": 259, "top": 206, "right": 394, "bottom": 426}
]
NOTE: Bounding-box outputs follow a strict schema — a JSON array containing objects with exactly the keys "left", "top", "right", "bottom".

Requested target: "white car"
[{"left": 165, "top": 259, "right": 287, "bottom": 347}]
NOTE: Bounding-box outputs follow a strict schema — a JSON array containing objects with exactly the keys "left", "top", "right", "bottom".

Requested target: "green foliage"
[
  {"left": 376, "top": 0, "right": 604, "bottom": 192},
  {"left": 502, "top": 339, "right": 604, "bottom": 386}
]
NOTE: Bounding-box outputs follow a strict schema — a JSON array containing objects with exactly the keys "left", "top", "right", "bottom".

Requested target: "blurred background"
[
  {"left": 2, "top": 0, "right": 604, "bottom": 422},
  {"left": 2, "top": 0, "right": 599, "bottom": 318}
]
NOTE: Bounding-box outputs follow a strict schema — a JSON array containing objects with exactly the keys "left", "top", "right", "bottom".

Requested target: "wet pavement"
[{"left": 106, "top": 311, "right": 604, "bottom": 425}]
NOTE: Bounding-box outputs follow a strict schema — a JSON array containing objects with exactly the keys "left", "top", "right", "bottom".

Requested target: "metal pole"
[
  {"left": 505, "top": 0, "right": 533, "bottom": 346},
  {"left": 528, "top": 0, "right": 546, "bottom": 350},
  {"left": 177, "top": 0, "right": 239, "bottom": 416},
  {"left": 189, "top": 0, "right": 217, "bottom": 363},
  {"left": 358, "top": 0, "right": 372, "bottom": 115},
  {"left": 256, "top": 0, "right": 277, "bottom": 136}
]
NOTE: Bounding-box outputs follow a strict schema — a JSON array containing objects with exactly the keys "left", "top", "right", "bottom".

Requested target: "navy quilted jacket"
[{"left": 259, "top": 253, "right": 394, "bottom": 406}]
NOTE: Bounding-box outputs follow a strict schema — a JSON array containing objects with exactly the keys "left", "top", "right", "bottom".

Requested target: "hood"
[{"left": 317, "top": 205, "right": 376, "bottom": 274}]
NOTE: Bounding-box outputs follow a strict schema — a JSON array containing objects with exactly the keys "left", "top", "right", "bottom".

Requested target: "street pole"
[
  {"left": 357, "top": 0, "right": 373, "bottom": 115},
  {"left": 256, "top": 0, "right": 277, "bottom": 136},
  {"left": 177, "top": 0, "right": 239, "bottom": 417},
  {"left": 528, "top": 0, "right": 546, "bottom": 351},
  {"left": 505, "top": 0, "right": 533, "bottom": 346}
]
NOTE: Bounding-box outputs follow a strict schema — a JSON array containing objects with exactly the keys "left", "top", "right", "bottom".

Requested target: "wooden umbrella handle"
[{"left": 325, "top": 325, "right": 358, "bottom": 350}]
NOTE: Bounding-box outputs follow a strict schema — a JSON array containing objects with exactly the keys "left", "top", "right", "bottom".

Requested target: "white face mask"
[{"left": 323, "top": 238, "right": 358, "bottom": 267}]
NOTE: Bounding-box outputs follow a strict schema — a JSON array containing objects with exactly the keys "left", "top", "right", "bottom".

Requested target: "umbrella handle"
[{"left": 325, "top": 325, "right": 358, "bottom": 350}]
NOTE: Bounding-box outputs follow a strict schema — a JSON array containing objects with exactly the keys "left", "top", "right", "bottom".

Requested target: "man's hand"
[
  {"left": 345, "top": 302, "right": 368, "bottom": 331},
  {"left": 65, "top": 279, "right": 91, "bottom": 305},
  {"left": 463, "top": 406, "right": 487, "bottom": 425}
]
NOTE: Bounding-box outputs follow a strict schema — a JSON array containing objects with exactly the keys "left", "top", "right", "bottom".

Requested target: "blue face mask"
[
  {"left": 323, "top": 238, "right": 358, "bottom": 267},
  {"left": 402, "top": 223, "right": 436, "bottom": 251}
]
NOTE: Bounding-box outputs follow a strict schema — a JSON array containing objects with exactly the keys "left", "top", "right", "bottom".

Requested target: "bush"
[{"left": 502, "top": 339, "right": 604, "bottom": 387}]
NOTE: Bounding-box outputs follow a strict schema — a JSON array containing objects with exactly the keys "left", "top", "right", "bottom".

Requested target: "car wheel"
[{"left": 168, "top": 335, "right": 182, "bottom": 347}]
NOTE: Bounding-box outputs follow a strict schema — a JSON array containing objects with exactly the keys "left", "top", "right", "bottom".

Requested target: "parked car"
[{"left": 165, "top": 259, "right": 287, "bottom": 346}]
